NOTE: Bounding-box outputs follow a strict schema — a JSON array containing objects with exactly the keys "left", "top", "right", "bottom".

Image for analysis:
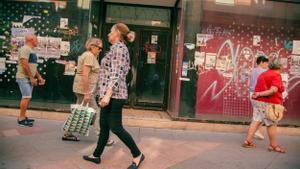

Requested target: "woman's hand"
[
  {"left": 252, "top": 92, "right": 259, "bottom": 99},
  {"left": 83, "top": 93, "right": 91, "bottom": 103},
  {"left": 99, "top": 95, "right": 111, "bottom": 107},
  {"left": 38, "top": 77, "right": 45, "bottom": 85}
]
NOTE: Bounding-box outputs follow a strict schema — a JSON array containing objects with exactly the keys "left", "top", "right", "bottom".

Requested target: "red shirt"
[{"left": 254, "top": 70, "right": 284, "bottom": 104}]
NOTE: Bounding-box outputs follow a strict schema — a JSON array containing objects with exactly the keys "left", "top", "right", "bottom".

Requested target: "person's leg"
[
  {"left": 19, "top": 98, "right": 31, "bottom": 120},
  {"left": 245, "top": 100, "right": 264, "bottom": 143},
  {"left": 89, "top": 95, "right": 100, "bottom": 135},
  {"left": 245, "top": 121, "right": 262, "bottom": 143},
  {"left": 93, "top": 104, "right": 110, "bottom": 157},
  {"left": 250, "top": 96, "right": 265, "bottom": 140},
  {"left": 109, "top": 99, "right": 141, "bottom": 157},
  {"left": 267, "top": 124, "right": 277, "bottom": 146},
  {"left": 254, "top": 125, "right": 265, "bottom": 140},
  {"left": 16, "top": 78, "right": 33, "bottom": 124},
  {"left": 266, "top": 124, "right": 286, "bottom": 153}
]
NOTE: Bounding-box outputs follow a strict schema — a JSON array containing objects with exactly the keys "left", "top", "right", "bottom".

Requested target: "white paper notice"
[
  {"left": 60, "top": 18, "right": 68, "bottom": 29},
  {"left": 292, "top": 40, "right": 300, "bottom": 55},
  {"left": 64, "top": 61, "right": 76, "bottom": 76},
  {"left": 0, "top": 58, "right": 6, "bottom": 73},
  {"left": 253, "top": 35, "right": 261, "bottom": 46},
  {"left": 61, "top": 41, "right": 70, "bottom": 56},
  {"left": 205, "top": 53, "right": 217, "bottom": 70},
  {"left": 194, "top": 51, "right": 205, "bottom": 66},
  {"left": 290, "top": 55, "right": 300, "bottom": 75},
  {"left": 196, "top": 34, "right": 213, "bottom": 47},
  {"left": 151, "top": 35, "right": 158, "bottom": 44}
]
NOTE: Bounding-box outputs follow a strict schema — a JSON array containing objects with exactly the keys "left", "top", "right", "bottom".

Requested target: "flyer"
[
  {"left": 182, "top": 61, "right": 188, "bottom": 77},
  {"left": 64, "top": 61, "right": 76, "bottom": 76},
  {"left": 281, "top": 73, "right": 289, "bottom": 89},
  {"left": 61, "top": 41, "right": 70, "bottom": 56},
  {"left": 11, "top": 28, "right": 35, "bottom": 37},
  {"left": 290, "top": 55, "right": 300, "bottom": 75},
  {"left": 47, "top": 37, "right": 62, "bottom": 58},
  {"left": 279, "top": 58, "right": 288, "bottom": 69},
  {"left": 60, "top": 18, "right": 68, "bottom": 29},
  {"left": 196, "top": 34, "right": 213, "bottom": 47},
  {"left": 10, "top": 37, "right": 25, "bottom": 60},
  {"left": 253, "top": 35, "right": 261, "bottom": 46},
  {"left": 205, "top": 53, "right": 216, "bottom": 70},
  {"left": 194, "top": 51, "right": 205, "bottom": 66},
  {"left": 292, "top": 40, "right": 300, "bottom": 55},
  {"left": 0, "top": 58, "right": 6, "bottom": 74},
  {"left": 151, "top": 35, "right": 158, "bottom": 44},
  {"left": 147, "top": 52, "right": 156, "bottom": 64},
  {"left": 34, "top": 36, "right": 47, "bottom": 58}
]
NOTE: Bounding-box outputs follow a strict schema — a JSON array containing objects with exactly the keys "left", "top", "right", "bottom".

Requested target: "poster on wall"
[
  {"left": 292, "top": 40, "right": 300, "bottom": 55},
  {"left": 11, "top": 28, "right": 35, "bottom": 37},
  {"left": 0, "top": 58, "right": 6, "bottom": 74},
  {"left": 64, "top": 61, "right": 76, "bottom": 76},
  {"left": 290, "top": 55, "right": 300, "bottom": 75},
  {"left": 253, "top": 35, "right": 261, "bottom": 46},
  {"left": 10, "top": 37, "right": 25, "bottom": 60},
  {"left": 182, "top": 61, "right": 189, "bottom": 77},
  {"left": 60, "top": 18, "right": 68, "bottom": 29},
  {"left": 147, "top": 52, "right": 156, "bottom": 64},
  {"left": 205, "top": 53, "right": 216, "bottom": 70},
  {"left": 280, "top": 58, "right": 288, "bottom": 69},
  {"left": 194, "top": 51, "right": 205, "bottom": 66},
  {"left": 60, "top": 41, "right": 70, "bottom": 56},
  {"left": 11, "top": 22, "right": 23, "bottom": 28},
  {"left": 281, "top": 73, "right": 289, "bottom": 89},
  {"left": 34, "top": 37, "right": 61, "bottom": 58},
  {"left": 216, "top": 55, "right": 228, "bottom": 73},
  {"left": 151, "top": 35, "right": 158, "bottom": 44},
  {"left": 196, "top": 34, "right": 213, "bottom": 47},
  {"left": 35, "top": 36, "right": 47, "bottom": 57},
  {"left": 47, "top": 37, "right": 61, "bottom": 58}
]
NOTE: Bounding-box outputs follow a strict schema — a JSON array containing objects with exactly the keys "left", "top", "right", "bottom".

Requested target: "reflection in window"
[{"left": 106, "top": 4, "right": 171, "bottom": 28}]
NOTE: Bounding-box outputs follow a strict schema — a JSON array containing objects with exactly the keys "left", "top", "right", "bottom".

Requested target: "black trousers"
[{"left": 93, "top": 98, "right": 141, "bottom": 158}]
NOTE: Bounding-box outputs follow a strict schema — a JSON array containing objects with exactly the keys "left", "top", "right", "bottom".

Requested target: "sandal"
[
  {"left": 268, "top": 145, "right": 286, "bottom": 153},
  {"left": 242, "top": 140, "right": 256, "bottom": 148},
  {"left": 62, "top": 135, "right": 80, "bottom": 141}
]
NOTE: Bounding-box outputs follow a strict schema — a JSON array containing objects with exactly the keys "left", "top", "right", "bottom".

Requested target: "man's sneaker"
[
  {"left": 17, "top": 119, "right": 33, "bottom": 127},
  {"left": 25, "top": 117, "right": 35, "bottom": 122}
]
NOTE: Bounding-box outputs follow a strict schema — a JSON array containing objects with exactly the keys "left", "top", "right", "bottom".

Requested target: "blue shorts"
[{"left": 16, "top": 78, "right": 33, "bottom": 99}]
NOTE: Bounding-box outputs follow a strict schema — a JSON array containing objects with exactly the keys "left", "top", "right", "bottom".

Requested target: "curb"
[{"left": 1, "top": 108, "right": 300, "bottom": 136}]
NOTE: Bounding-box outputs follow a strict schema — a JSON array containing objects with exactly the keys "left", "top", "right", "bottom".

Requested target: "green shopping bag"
[{"left": 63, "top": 101, "right": 96, "bottom": 136}]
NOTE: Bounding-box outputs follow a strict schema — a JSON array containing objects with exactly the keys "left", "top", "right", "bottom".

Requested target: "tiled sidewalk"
[{"left": 1, "top": 116, "right": 300, "bottom": 169}]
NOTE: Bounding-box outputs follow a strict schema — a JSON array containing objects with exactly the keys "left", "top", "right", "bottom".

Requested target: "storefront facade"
[
  {"left": 0, "top": 0, "right": 299, "bottom": 125},
  {"left": 169, "top": 0, "right": 300, "bottom": 125}
]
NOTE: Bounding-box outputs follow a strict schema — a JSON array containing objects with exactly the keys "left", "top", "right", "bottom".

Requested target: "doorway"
[{"left": 102, "top": 25, "right": 171, "bottom": 109}]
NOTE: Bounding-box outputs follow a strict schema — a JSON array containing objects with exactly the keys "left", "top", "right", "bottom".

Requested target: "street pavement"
[{"left": 0, "top": 115, "right": 300, "bottom": 169}]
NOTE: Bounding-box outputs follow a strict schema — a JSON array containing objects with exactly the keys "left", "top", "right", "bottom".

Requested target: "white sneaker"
[{"left": 254, "top": 131, "right": 265, "bottom": 140}]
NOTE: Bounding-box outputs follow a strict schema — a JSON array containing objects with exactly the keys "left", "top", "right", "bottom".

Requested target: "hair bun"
[{"left": 127, "top": 31, "right": 135, "bottom": 43}]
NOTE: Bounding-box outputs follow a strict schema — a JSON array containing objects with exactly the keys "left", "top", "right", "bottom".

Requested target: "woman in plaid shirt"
[{"left": 83, "top": 23, "right": 145, "bottom": 169}]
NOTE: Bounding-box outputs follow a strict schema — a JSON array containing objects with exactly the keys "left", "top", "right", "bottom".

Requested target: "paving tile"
[{"left": 2, "top": 129, "right": 20, "bottom": 137}]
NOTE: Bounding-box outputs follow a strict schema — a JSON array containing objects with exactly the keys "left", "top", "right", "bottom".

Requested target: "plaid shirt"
[{"left": 97, "top": 42, "right": 130, "bottom": 99}]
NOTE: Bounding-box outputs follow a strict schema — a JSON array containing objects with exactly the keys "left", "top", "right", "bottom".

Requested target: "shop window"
[
  {"left": 0, "top": 0, "right": 92, "bottom": 106},
  {"left": 179, "top": 0, "right": 300, "bottom": 122},
  {"left": 106, "top": 4, "right": 171, "bottom": 28}
]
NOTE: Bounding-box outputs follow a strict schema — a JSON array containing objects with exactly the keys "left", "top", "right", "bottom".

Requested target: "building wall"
[
  {"left": 196, "top": 11, "right": 300, "bottom": 119},
  {"left": 174, "top": 0, "right": 300, "bottom": 123}
]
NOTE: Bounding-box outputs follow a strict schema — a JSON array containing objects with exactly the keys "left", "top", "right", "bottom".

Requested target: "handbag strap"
[{"left": 272, "top": 105, "right": 280, "bottom": 119}]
